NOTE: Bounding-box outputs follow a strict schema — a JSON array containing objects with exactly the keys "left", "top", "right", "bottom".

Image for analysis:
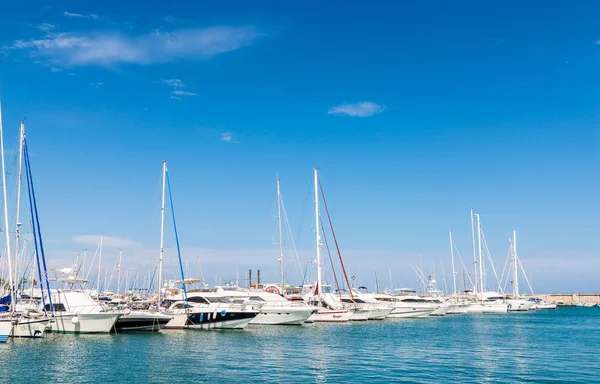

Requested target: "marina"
[{"left": 1, "top": 1, "right": 599, "bottom": 382}]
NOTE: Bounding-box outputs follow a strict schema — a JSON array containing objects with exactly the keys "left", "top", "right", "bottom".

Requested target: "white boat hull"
[
  {"left": 50, "top": 313, "right": 120, "bottom": 334},
  {"left": 388, "top": 307, "right": 436, "bottom": 318},
  {"left": 251, "top": 308, "right": 316, "bottom": 325},
  {"left": 163, "top": 313, "right": 188, "bottom": 329},
  {"left": 308, "top": 309, "right": 354, "bottom": 323},
  {"left": 0, "top": 320, "right": 12, "bottom": 343},
  {"left": 350, "top": 308, "right": 372, "bottom": 321},
  {"left": 12, "top": 318, "right": 51, "bottom": 338},
  {"left": 447, "top": 304, "right": 470, "bottom": 314},
  {"left": 430, "top": 305, "right": 450, "bottom": 316},
  {"left": 369, "top": 307, "right": 393, "bottom": 320},
  {"left": 507, "top": 299, "right": 535, "bottom": 312},
  {"left": 467, "top": 303, "right": 509, "bottom": 314}
]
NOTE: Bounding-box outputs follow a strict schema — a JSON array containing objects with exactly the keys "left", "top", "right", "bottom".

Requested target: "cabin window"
[
  {"left": 45, "top": 303, "right": 66, "bottom": 312},
  {"left": 205, "top": 297, "right": 232, "bottom": 304},
  {"left": 188, "top": 297, "right": 210, "bottom": 304},
  {"left": 248, "top": 297, "right": 265, "bottom": 302}
]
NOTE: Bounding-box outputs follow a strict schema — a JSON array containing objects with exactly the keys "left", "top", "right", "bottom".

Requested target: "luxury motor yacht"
[
  {"left": 372, "top": 294, "right": 437, "bottom": 318},
  {"left": 216, "top": 287, "right": 317, "bottom": 325}
]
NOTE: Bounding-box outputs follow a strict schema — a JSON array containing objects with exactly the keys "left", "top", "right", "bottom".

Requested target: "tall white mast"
[
  {"left": 512, "top": 230, "right": 519, "bottom": 298},
  {"left": 13, "top": 121, "right": 24, "bottom": 299},
  {"left": 449, "top": 230, "right": 457, "bottom": 296},
  {"left": 96, "top": 235, "right": 103, "bottom": 298},
  {"left": 158, "top": 161, "right": 167, "bottom": 303},
  {"left": 276, "top": 176, "right": 284, "bottom": 294},
  {"left": 476, "top": 214, "right": 484, "bottom": 294},
  {"left": 117, "top": 249, "right": 122, "bottom": 295},
  {"left": 470, "top": 209, "right": 478, "bottom": 295},
  {"left": 0, "top": 104, "right": 15, "bottom": 313},
  {"left": 313, "top": 168, "right": 322, "bottom": 302}
]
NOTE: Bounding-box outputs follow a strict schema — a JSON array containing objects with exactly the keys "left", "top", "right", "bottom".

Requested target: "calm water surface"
[{"left": 3, "top": 307, "right": 599, "bottom": 383}]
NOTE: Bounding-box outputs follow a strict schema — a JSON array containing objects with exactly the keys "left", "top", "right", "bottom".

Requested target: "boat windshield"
[
  {"left": 205, "top": 297, "right": 232, "bottom": 304},
  {"left": 248, "top": 297, "right": 266, "bottom": 302},
  {"left": 45, "top": 303, "right": 67, "bottom": 312},
  {"left": 188, "top": 296, "right": 210, "bottom": 304}
]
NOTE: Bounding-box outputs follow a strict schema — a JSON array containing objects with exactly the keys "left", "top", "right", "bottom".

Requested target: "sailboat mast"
[
  {"left": 96, "top": 235, "right": 103, "bottom": 298},
  {"left": 512, "top": 230, "right": 519, "bottom": 298},
  {"left": 313, "top": 168, "right": 322, "bottom": 302},
  {"left": 0, "top": 104, "right": 15, "bottom": 313},
  {"left": 449, "top": 230, "right": 457, "bottom": 296},
  {"left": 13, "top": 121, "right": 24, "bottom": 301},
  {"left": 476, "top": 214, "right": 483, "bottom": 294},
  {"left": 158, "top": 161, "right": 166, "bottom": 303},
  {"left": 470, "top": 209, "right": 478, "bottom": 294},
  {"left": 117, "top": 249, "right": 122, "bottom": 295},
  {"left": 276, "top": 177, "right": 284, "bottom": 294}
]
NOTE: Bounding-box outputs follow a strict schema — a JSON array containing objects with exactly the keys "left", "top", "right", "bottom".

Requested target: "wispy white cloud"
[
  {"left": 7, "top": 26, "right": 260, "bottom": 68},
  {"left": 64, "top": 12, "right": 99, "bottom": 20},
  {"left": 220, "top": 132, "right": 239, "bottom": 143},
  {"left": 164, "top": 15, "right": 175, "bottom": 23},
  {"left": 172, "top": 89, "right": 198, "bottom": 96},
  {"left": 89, "top": 82, "right": 103, "bottom": 87},
  {"left": 31, "top": 23, "right": 56, "bottom": 32},
  {"left": 328, "top": 101, "right": 386, "bottom": 117},
  {"left": 161, "top": 78, "right": 198, "bottom": 99},
  {"left": 72, "top": 235, "right": 139, "bottom": 248},
  {"left": 161, "top": 78, "right": 184, "bottom": 88}
]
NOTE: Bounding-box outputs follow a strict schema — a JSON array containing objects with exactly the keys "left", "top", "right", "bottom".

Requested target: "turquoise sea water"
[{"left": 3, "top": 307, "right": 599, "bottom": 383}]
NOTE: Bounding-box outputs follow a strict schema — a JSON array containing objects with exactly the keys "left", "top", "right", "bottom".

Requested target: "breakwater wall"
[{"left": 523, "top": 293, "right": 600, "bottom": 306}]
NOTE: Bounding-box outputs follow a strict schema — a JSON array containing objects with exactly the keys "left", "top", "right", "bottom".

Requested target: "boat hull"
[
  {"left": 388, "top": 307, "right": 436, "bottom": 318},
  {"left": 430, "top": 305, "right": 450, "bottom": 316},
  {"left": 308, "top": 309, "right": 354, "bottom": 323},
  {"left": 350, "top": 308, "right": 372, "bottom": 321},
  {"left": 12, "top": 318, "right": 51, "bottom": 338},
  {"left": 447, "top": 304, "right": 470, "bottom": 314},
  {"left": 251, "top": 308, "right": 316, "bottom": 325},
  {"left": 50, "top": 313, "right": 120, "bottom": 334},
  {"left": 115, "top": 313, "right": 172, "bottom": 332},
  {"left": 467, "top": 303, "right": 509, "bottom": 314},
  {"left": 186, "top": 310, "right": 257, "bottom": 329},
  {"left": 369, "top": 307, "right": 393, "bottom": 320},
  {"left": 507, "top": 299, "right": 535, "bottom": 312},
  {"left": 0, "top": 320, "right": 12, "bottom": 343},
  {"left": 163, "top": 313, "right": 188, "bottom": 329},
  {"left": 534, "top": 303, "right": 557, "bottom": 310}
]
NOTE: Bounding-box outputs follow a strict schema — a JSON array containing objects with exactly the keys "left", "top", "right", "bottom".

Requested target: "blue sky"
[{"left": 0, "top": 1, "right": 598, "bottom": 293}]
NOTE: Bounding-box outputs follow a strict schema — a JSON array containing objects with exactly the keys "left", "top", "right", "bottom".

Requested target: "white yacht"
[
  {"left": 170, "top": 291, "right": 258, "bottom": 330},
  {"left": 372, "top": 294, "right": 437, "bottom": 318},
  {"left": 217, "top": 287, "right": 316, "bottom": 325},
  {"left": 528, "top": 298, "right": 557, "bottom": 310},
  {"left": 47, "top": 291, "right": 120, "bottom": 334},
  {"left": 339, "top": 291, "right": 393, "bottom": 320},
  {"left": 467, "top": 293, "right": 509, "bottom": 314}
]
